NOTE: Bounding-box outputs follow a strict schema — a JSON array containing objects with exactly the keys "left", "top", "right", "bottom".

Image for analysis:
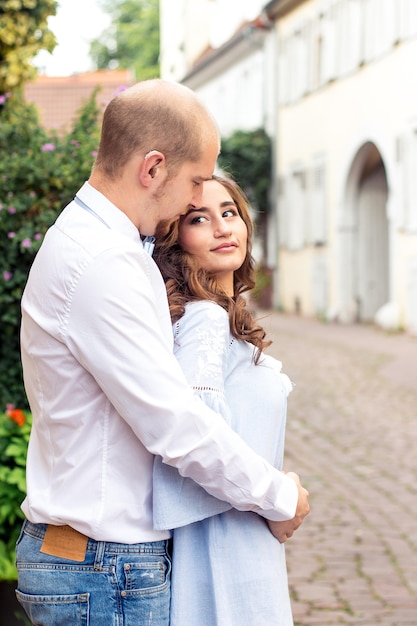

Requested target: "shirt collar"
[{"left": 76, "top": 181, "right": 143, "bottom": 246}]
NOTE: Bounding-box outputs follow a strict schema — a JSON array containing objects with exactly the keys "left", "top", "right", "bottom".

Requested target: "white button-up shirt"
[{"left": 20, "top": 182, "right": 297, "bottom": 543}]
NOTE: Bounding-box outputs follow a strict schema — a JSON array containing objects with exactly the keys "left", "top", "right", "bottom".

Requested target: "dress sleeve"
[{"left": 153, "top": 301, "right": 234, "bottom": 529}]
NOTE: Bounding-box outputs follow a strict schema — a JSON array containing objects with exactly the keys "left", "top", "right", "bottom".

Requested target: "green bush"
[
  {"left": 0, "top": 90, "right": 102, "bottom": 409},
  {"left": 0, "top": 406, "right": 31, "bottom": 580},
  {"left": 217, "top": 127, "right": 272, "bottom": 217}
]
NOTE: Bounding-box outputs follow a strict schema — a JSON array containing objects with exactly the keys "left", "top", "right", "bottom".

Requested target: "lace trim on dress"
[
  {"left": 192, "top": 385, "right": 222, "bottom": 394},
  {"left": 173, "top": 303, "right": 232, "bottom": 389}
]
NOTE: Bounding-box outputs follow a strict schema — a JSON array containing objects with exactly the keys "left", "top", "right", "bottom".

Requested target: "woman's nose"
[{"left": 214, "top": 219, "right": 232, "bottom": 237}]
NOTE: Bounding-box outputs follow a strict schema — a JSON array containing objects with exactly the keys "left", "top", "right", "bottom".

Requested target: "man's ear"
[{"left": 139, "top": 150, "right": 165, "bottom": 187}]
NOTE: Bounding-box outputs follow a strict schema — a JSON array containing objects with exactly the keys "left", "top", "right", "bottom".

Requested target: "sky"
[{"left": 33, "top": 0, "right": 111, "bottom": 76}]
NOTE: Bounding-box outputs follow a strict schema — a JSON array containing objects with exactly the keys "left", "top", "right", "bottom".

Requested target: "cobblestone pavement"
[{"left": 261, "top": 312, "right": 417, "bottom": 626}]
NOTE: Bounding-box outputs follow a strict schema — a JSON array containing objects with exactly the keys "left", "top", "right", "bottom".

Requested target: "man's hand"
[{"left": 267, "top": 472, "right": 310, "bottom": 543}]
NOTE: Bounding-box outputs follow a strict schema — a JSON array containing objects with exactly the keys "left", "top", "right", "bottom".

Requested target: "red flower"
[{"left": 6, "top": 407, "right": 26, "bottom": 427}]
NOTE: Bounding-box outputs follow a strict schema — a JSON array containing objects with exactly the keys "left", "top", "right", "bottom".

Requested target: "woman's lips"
[{"left": 212, "top": 243, "right": 237, "bottom": 251}]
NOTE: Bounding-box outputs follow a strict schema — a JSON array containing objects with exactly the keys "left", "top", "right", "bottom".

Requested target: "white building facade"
[
  {"left": 270, "top": 0, "right": 417, "bottom": 332},
  {"left": 160, "top": 0, "right": 417, "bottom": 333}
]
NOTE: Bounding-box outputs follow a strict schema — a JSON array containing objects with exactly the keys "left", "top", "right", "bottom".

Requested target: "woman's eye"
[
  {"left": 223, "top": 209, "right": 237, "bottom": 218},
  {"left": 190, "top": 215, "right": 206, "bottom": 224}
]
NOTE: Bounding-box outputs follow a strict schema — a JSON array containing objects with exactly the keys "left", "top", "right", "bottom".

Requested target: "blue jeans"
[{"left": 15, "top": 520, "right": 171, "bottom": 625}]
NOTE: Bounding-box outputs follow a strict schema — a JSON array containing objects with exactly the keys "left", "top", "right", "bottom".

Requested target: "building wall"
[
  {"left": 184, "top": 47, "right": 267, "bottom": 138},
  {"left": 159, "top": 0, "right": 417, "bottom": 332},
  {"left": 160, "top": 0, "right": 267, "bottom": 82},
  {"left": 275, "top": 0, "right": 417, "bottom": 331}
]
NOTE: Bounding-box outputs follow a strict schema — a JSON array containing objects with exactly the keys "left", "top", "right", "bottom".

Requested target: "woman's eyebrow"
[
  {"left": 186, "top": 206, "right": 209, "bottom": 214},
  {"left": 186, "top": 200, "right": 236, "bottom": 216}
]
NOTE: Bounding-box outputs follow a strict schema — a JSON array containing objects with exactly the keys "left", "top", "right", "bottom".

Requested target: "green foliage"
[
  {"left": 90, "top": 0, "right": 160, "bottom": 80},
  {"left": 218, "top": 128, "right": 273, "bottom": 288},
  {"left": 0, "top": 0, "right": 57, "bottom": 93},
  {"left": 0, "top": 90, "right": 101, "bottom": 409},
  {"left": 218, "top": 128, "right": 272, "bottom": 214},
  {"left": 0, "top": 408, "right": 31, "bottom": 580},
  {"left": 252, "top": 266, "right": 273, "bottom": 308}
]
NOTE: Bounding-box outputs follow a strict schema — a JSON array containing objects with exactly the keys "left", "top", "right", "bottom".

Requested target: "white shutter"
[
  {"left": 278, "top": 36, "right": 288, "bottom": 105},
  {"left": 363, "top": 0, "right": 378, "bottom": 62},
  {"left": 397, "top": 0, "right": 417, "bottom": 40},
  {"left": 278, "top": 176, "right": 288, "bottom": 247},
  {"left": 407, "top": 128, "right": 417, "bottom": 232},
  {"left": 400, "top": 126, "right": 417, "bottom": 233},
  {"left": 287, "top": 168, "right": 307, "bottom": 250},
  {"left": 407, "top": 260, "right": 417, "bottom": 334},
  {"left": 320, "top": 8, "right": 337, "bottom": 84},
  {"left": 377, "top": 0, "right": 396, "bottom": 53},
  {"left": 310, "top": 160, "right": 327, "bottom": 245}
]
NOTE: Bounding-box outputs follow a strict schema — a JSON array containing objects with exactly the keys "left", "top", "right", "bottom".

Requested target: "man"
[{"left": 17, "top": 79, "right": 309, "bottom": 625}]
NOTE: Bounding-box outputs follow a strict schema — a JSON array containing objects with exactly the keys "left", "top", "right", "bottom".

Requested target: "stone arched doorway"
[{"left": 340, "top": 142, "right": 389, "bottom": 322}]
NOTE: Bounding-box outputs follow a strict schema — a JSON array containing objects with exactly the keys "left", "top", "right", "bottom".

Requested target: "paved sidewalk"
[{"left": 261, "top": 312, "right": 417, "bottom": 626}]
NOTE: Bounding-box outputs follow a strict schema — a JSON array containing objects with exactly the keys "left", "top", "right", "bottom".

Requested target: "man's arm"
[{"left": 68, "top": 252, "right": 302, "bottom": 521}]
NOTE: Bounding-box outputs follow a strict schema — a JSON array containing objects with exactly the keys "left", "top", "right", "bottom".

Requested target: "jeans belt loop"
[{"left": 93, "top": 540, "right": 106, "bottom": 571}]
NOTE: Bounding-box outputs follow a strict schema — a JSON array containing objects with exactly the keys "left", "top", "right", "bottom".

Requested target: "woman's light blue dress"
[{"left": 153, "top": 301, "right": 294, "bottom": 626}]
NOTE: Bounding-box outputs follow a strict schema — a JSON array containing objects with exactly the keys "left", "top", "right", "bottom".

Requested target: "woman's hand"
[{"left": 267, "top": 472, "right": 310, "bottom": 542}]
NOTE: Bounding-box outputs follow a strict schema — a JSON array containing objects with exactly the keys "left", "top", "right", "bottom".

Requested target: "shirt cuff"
[{"left": 259, "top": 473, "right": 299, "bottom": 522}]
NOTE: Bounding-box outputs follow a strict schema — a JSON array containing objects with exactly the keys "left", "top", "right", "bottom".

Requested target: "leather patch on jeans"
[{"left": 40, "top": 524, "right": 88, "bottom": 562}]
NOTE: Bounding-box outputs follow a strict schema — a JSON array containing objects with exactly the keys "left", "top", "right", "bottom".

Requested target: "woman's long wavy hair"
[{"left": 153, "top": 175, "right": 271, "bottom": 363}]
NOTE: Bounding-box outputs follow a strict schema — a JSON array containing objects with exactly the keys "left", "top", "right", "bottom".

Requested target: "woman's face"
[{"left": 178, "top": 179, "right": 248, "bottom": 296}]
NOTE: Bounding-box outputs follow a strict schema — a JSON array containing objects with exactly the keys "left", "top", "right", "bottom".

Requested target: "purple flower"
[
  {"left": 29, "top": 191, "right": 36, "bottom": 198},
  {"left": 92, "top": 150, "right": 98, "bottom": 158},
  {"left": 41, "top": 143, "right": 55, "bottom": 152},
  {"left": 21, "top": 238, "right": 32, "bottom": 248},
  {"left": 34, "top": 233, "right": 42, "bottom": 240},
  {"left": 3, "top": 271, "right": 12, "bottom": 281},
  {"left": 7, "top": 232, "right": 15, "bottom": 238},
  {"left": 7, "top": 206, "right": 16, "bottom": 214}
]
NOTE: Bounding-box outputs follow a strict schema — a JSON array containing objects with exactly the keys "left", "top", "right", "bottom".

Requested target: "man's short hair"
[{"left": 94, "top": 79, "right": 218, "bottom": 179}]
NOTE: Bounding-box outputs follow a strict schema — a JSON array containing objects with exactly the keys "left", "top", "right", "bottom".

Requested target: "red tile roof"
[{"left": 24, "top": 69, "right": 135, "bottom": 134}]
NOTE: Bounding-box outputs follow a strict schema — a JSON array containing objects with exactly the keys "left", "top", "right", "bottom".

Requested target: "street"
[{"left": 261, "top": 312, "right": 417, "bottom": 626}]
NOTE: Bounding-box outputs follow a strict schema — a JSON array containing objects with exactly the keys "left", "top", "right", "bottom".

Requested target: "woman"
[{"left": 153, "top": 175, "right": 296, "bottom": 625}]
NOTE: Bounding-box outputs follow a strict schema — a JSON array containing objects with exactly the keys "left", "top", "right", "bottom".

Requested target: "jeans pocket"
[
  {"left": 15, "top": 590, "right": 89, "bottom": 626},
  {"left": 121, "top": 555, "right": 171, "bottom": 626},
  {"left": 122, "top": 554, "right": 172, "bottom": 596}
]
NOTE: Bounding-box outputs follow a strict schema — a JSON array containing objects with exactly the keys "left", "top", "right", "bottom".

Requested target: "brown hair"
[
  {"left": 93, "top": 79, "right": 219, "bottom": 180},
  {"left": 153, "top": 175, "right": 271, "bottom": 363}
]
